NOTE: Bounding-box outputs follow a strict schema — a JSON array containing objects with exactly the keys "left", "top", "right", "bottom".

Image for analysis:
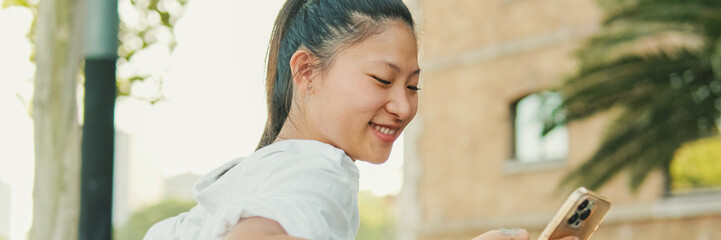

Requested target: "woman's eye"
[
  {"left": 372, "top": 76, "right": 391, "bottom": 85},
  {"left": 407, "top": 85, "right": 421, "bottom": 91}
]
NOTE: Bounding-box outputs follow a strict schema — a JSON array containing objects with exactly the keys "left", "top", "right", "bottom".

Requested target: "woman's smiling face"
[{"left": 305, "top": 21, "right": 420, "bottom": 164}]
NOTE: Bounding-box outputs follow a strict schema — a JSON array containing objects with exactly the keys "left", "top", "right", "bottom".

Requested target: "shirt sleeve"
[{"left": 216, "top": 154, "right": 356, "bottom": 240}]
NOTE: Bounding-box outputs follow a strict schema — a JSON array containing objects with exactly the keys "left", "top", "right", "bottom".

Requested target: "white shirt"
[{"left": 143, "top": 140, "right": 360, "bottom": 240}]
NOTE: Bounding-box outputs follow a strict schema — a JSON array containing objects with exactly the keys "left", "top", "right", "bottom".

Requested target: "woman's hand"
[
  {"left": 470, "top": 228, "right": 579, "bottom": 240},
  {"left": 471, "top": 229, "right": 530, "bottom": 240}
]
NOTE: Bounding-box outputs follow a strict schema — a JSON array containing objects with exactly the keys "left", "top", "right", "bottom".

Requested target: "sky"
[
  {"left": 0, "top": 1, "right": 406, "bottom": 239},
  {"left": 0, "top": 3, "right": 37, "bottom": 240}
]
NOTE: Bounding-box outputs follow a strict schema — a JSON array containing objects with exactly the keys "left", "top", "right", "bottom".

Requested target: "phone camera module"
[
  {"left": 568, "top": 199, "right": 596, "bottom": 228},
  {"left": 568, "top": 213, "right": 579, "bottom": 225},
  {"left": 577, "top": 199, "right": 589, "bottom": 211},
  {"left": 580, "top": 209, "right": 591, "bottom": 220}
]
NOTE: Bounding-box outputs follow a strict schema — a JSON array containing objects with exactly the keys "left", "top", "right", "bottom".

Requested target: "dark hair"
[{"left": 256, "top": 0, "right": 416, "bottom": 149}]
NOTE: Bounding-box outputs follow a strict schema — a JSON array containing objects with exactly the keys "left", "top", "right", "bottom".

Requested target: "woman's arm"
[{"left": 225, "top": 217, "right": 308, "bottom": 240}]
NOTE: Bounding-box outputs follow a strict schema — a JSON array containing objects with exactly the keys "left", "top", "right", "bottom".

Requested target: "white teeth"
[{"left": 371, "top": 123, "right": 396, "bottom": 135}]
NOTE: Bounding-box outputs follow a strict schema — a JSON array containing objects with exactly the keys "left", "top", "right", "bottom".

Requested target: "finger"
[
  {"left": 552, "top": 236, "right": 579, "bottom": 240},
  {"left": 495, "top": 228, "right": 530, "bottom": 240},
  {"left": 512, "top": 229, "right": 529, "bottom": 240},
  {"left": 472, "top": 228, "right": 531, "bottom": 240}
]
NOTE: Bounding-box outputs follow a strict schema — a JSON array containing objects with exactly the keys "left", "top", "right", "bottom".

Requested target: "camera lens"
[
  {"left": 577, "top": 199, "right": 589, "bottom": 211},
  {"left": 568, "top": 213, "right": 579, "bottom": 225},
  {"left": 580, "top": 209, "right": 591, "bottom": 220}
]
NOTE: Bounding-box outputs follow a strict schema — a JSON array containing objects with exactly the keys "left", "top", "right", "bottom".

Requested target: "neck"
[{"left": 274, "top": 115, "right": 307, "bottom": 144}]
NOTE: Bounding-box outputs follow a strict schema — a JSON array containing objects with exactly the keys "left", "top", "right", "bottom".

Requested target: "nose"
[{"left": 385, "top": 87, "right": 416, "bottom": 122}]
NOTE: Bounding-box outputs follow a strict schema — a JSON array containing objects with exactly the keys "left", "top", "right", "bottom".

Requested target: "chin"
[
  {"left": 357, "top": 152, "right": 391, "bottom": 165},
  {"left": 347, "top": 143, "right": 393, "bottom": 164},
  {"left": 357, "top": 158, "right": 388, "bottom": 165}
]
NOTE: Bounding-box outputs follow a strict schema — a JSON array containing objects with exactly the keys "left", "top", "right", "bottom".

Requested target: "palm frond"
[
  {"left": 577, "top": 23, "right": 707, "bottom": 73},
  {"left": 554, "top": 58, "right": 720, "bottom": 192},
  {"left": 604, "top": 3, "right": 721, "bottom": 25},
  {"left": 544, "top": 55, "right": 702, "bottom": 135}
]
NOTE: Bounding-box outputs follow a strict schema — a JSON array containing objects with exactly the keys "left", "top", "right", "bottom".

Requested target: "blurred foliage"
[
  {"left": 114, "top": 198, "right": 196, "bottom": 240},
  {"left": 2, "top": 0, "right": 30, "bottom": 7},
  {"left": 4, "top": 0, "right": 188, "bottom": 103},
  {"left": 671, "top": 136, "right": 721, "bottom": 191},
  {"left": 544, "top": 0, "right": 721, "bottom": 192},
  {"left": 357, "top": 191, "right": 396, "bottom": 240},
  {"left": 117, "top": 0, "right": 188, "bottom": 102}
]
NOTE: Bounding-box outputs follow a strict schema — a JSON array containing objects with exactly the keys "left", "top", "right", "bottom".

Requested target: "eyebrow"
[{"left": 381, "top": 61, "right": 421, "bottom": 76}]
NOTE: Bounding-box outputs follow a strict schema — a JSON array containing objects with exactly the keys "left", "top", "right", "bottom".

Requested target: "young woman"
[{"left": 144, "top": 0, "right": 580, "bottom": 239}]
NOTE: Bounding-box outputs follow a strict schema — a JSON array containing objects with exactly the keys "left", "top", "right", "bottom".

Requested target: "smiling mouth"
[{"left": 369, "top": 122, "right": 398, "bottom": 135}]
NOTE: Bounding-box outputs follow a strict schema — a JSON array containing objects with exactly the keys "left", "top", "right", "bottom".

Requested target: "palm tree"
[{"left": 545, "top": 0, "right": 721, "bottom": 193}]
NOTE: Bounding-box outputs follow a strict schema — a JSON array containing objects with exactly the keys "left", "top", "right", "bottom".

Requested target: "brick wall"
[{"left": 399, "top": 0, "right": 721, "bottom": 239}]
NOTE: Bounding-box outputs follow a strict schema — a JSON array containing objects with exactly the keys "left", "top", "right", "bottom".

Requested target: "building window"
[{"left": 510, "top": 92, "right": 568, "bottom": 162}]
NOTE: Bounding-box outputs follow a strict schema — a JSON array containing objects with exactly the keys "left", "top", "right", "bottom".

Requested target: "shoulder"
[
  {"left": 219, "top": 140, "right": 360, "bottom": 239},
  {"left": 249, "top": 140, "right": 360, "bottom": 195},
  {"left": 252, "top": 140, "right": 359, "bottom": 181},
  {"left": 255, "top": 139, "right": 349, "bottom": 164},
  {"left": 145, "top": 140, "right": 361, "bottom": 240}
]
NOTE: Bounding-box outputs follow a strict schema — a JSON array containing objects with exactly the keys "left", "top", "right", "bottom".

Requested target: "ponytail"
[
  {"left": 256, "top": 0, "right": 416, "bottom": 150},
  {"left": 257, "top": 0, "right": 308, "bottom": 149}
]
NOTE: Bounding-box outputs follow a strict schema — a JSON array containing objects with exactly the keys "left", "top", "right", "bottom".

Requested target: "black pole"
[{"left": 80, "top": 1, "right": 118, "bottom": 239}]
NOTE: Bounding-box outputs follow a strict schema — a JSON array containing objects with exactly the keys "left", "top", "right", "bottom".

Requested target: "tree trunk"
[{"left": 30, "top": 0, "right": 85, "bottom": 239}]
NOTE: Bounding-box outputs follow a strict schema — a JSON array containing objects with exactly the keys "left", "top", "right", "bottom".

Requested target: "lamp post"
[{"left": 79, "top": 1, "right": 118, "bottom": 239}]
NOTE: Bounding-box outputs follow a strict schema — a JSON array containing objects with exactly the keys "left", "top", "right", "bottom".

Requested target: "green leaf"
[{"left": 2, "top": 0, "right": 30, "bottom": 8}]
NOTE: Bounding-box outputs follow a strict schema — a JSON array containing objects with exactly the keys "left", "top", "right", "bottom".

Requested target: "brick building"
[{"left": 398, "top": 0, "right": 721, "bottom": 239}]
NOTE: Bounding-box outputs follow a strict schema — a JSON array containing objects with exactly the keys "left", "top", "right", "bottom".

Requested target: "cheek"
[
  {"left": 406, "top": 94, "right": 419, "bottom": 122},
  {"left": 333, "top": 78, "right": 385, "bottom": 114},
  {"left": 316, "top": 81, "right": 371, "bottom": 132},
  {"left": 315, "top": 71, "right": 389, "bottom": 140}
]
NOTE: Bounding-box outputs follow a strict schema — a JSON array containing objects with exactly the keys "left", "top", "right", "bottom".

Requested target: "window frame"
[{"left": 505, "top": 91, "right": 568, "bottom": 174}]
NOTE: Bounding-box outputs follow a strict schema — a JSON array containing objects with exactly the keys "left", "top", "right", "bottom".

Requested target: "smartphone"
[{"left": 537, "top": 187, "right": 611, "bottom": 240}]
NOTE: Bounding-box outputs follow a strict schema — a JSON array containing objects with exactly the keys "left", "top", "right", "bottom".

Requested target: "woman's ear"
[{"left": 289, "top": 47, "right": 318, "bottom": 87}]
